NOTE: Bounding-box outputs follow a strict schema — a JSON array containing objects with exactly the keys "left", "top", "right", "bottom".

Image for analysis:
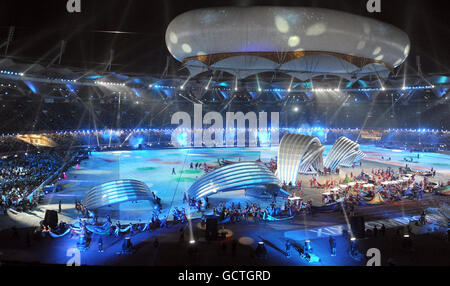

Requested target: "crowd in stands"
[
  {"left": 0, "top": 152, "right": 63, "bottom": 212},
  {"left": 1, "top": 149, "right": 87, "bottom": 213}
]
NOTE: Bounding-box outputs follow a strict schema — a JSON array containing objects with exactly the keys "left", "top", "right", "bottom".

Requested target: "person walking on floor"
[
  {"left": 98, "top": 236, "right": 104, "bottom": 252},
  {"left": 329, "top": 236, "right": 336, "bottom": 256}
]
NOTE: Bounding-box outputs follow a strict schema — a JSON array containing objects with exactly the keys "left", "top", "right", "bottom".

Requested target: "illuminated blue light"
[
  {"left": 86, "top": 75, "right": 101, "bottom": 79},
  {"left": 258, "top": 131, "right": 269, "bottom": 144},
  {"left": 176, "top": 132, "right": 188, "bottom": 147},
  {"left": 437, "top": 76, "right": 448, "bottom": 84},
  {"left": 132, "top": 88, "right": 142, "bottom": 97},
  {"left": 129, "top": 135, "right": 144, "bottom": 148},
  {"left": 302, "top": 82, "right": 312, "bottom": 89},
  {"left": 131, "top": 78, "right": 144, "bottom": 84},
  {"left": 66, "top": 84, "right": 76, "bottom": 93},
  {"left": 24, "top": 81, "right": 38, "bottom": 94},
  {"left": 358, "top": 80, "right": 368, "bottom": 87}
]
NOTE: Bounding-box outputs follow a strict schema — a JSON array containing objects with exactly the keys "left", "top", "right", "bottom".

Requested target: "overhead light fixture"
[{"left": 204, "top": 75, "right": 213, "bottom": 91}]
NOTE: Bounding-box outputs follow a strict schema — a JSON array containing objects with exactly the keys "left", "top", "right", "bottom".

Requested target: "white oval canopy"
[{"left": 166, "top": 7, "right": 410, "bottom": 78}]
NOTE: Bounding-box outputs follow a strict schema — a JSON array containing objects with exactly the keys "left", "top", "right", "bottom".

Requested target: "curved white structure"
[
  {"left": 188, "top": 161, "right": 285, "bottom": 200},
  {"left": 339, "top": 150, "right": 366, "bottom": 167},
  {"left": 276, "top": 134, "right": 325, "bottom": 185},
  {"left": 83, "top": 179, "right": 154, "bottom": 210},
  {"left": 166, "top": 7, "right": 410, "bottom": 79},
  {"left": 324, "top": 137, "right": 362, "bottom": 171}
]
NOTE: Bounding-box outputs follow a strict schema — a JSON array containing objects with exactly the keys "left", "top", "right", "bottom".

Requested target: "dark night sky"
[{"left": 0, "top": 0, "right": 448, "bottom": 75}]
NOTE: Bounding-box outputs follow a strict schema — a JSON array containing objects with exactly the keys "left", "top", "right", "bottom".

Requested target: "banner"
[{"left": 16, "top": 134, "right": 58, "bottom": 147}]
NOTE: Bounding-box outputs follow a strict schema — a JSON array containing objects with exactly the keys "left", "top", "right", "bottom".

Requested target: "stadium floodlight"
[
  {"left": 205, "top": 75, "right": 213, "bottom": 90},
  {"left": 287, "top": 76, "right": 294, "bottom": 93},
  {"left": 180, "top": 75, "right": 191, "bottom": 90}
]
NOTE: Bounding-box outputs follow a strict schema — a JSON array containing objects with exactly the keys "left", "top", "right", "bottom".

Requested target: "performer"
[
  {"left": 98, "top": 236, "right": 104, "bottom": 252},
  {"left": 329, "top": 236, "right": 336, "bottom": 256},
  {"left": 285, "top": 240, "right": 291, "bottom": 258}
]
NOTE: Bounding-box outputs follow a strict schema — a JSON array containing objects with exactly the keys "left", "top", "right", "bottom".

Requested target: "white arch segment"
[
  {"left": 324, "top": 136, "right": 364, "bottom": 171},
  {"left": 188, "top": 161, "right": 285, "bottom": 200},
  {"left": 276, "top": 134, "right": 325, "bottom": 185}
]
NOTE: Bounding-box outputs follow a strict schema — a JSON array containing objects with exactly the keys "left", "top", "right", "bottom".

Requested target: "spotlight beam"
[
  {"left": 204, "top": 75, "right": 213, "bottom": 90},
  {"left": 287, "top": 76, "right": 294, "bottom": 92}
]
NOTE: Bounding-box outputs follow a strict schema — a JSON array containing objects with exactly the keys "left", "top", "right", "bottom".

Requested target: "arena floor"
[
  {"left": 1, "top": 145, "right": 449, "bottom": 229},
  {"left": 54, "top": 145, "right": 450, "bottom": 217},
  {"left": 1, "top": 146, "right": 449, "bottom": 266}
]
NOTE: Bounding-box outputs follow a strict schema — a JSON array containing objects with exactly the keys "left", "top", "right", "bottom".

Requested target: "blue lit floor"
[
  {"left": 1, "top": 145, "right": 449, "bottom": 230},
  {"left": 0, "top": 144, "right": 449, "bottom": 265},
  {"left": 54, "top": 145, "right": 448, "bottom": 219},
  {"left": 0, "top": 206, "right": 448, "bottom": 266},
  {"left": 53, "top": 147, "right": 279, "bottom": 221}
]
